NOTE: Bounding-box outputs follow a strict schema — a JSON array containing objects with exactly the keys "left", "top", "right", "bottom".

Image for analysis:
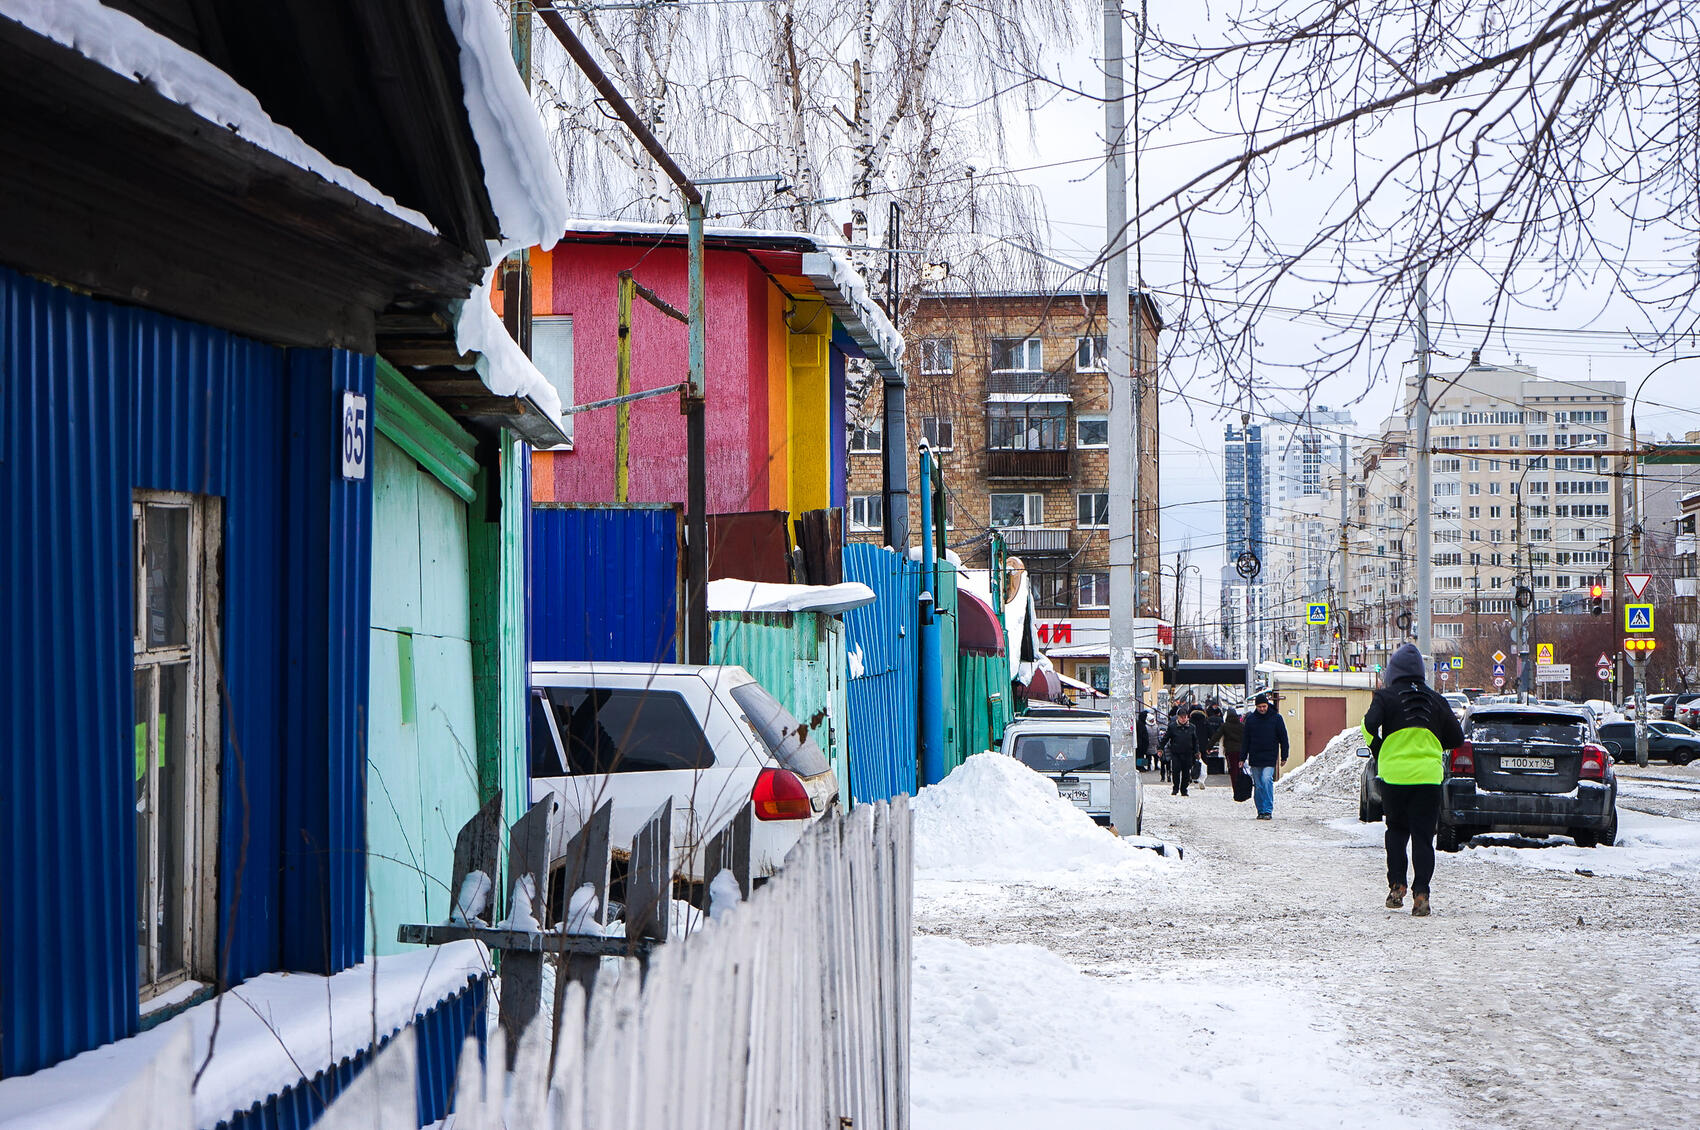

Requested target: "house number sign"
[{"left": 341, "top": 391, "right": 368, "bottom": 480}]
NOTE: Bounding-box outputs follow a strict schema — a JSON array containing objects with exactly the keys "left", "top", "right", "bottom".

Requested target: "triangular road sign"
[
  {"left": 1598, "top": 653, "right": 1610, "bottom": 668},
  {"left": 1625, "top": 572, "right": 1652, "bottom": 599}
]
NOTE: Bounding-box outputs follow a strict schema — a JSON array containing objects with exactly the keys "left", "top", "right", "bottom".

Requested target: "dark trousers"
[
  {"left": 1381, "top": 782, "right": 1443, "bottom": 895},
  {"left": 1170, "top": 754, "right": 1194, "bottom": 794}
]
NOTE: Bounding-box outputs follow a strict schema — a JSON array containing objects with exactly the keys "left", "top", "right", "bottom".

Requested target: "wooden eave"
[{"left": 0, "top": 15, "right": 484, "bottom": 352}]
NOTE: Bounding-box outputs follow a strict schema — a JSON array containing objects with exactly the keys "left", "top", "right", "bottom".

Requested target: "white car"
[
  {"left": 1000, "top": 714, "right": 1143, "bottom": 835},
  {"left": 529, "top": 663, "right": 839, "bottom": 907},
  {"left": 1443, "top": 692, "right": 1469, "bottom": 721}
]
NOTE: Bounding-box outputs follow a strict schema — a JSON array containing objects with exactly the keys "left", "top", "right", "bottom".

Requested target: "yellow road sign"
[{"left": 1536, "top": 643, "right": 1554, "bottom": 665}]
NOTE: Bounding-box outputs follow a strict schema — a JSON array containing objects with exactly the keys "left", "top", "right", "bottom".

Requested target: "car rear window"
[
  {"left": 729, "top": 682, "right": 832, "bottom": 778},
  {"left": 1468, "top": 712, "right": 1588, "bottom": 746},
  {"left": 1011, "top": 732, "right": 1111, "bottom": 774},
  {"left": 530, "top": 686, "right": 714, "bottom": 776}
]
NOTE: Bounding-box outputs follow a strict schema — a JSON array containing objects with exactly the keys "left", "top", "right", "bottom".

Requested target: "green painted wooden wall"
[
  {"left": 367, "top": 432, "right": 483, "bottom": 954},
  {"left": 710, "top": 611, "right": 850, "bottom": 808},
  {"left": 470, "top": 428, "right": 531, "bottom": 841}
]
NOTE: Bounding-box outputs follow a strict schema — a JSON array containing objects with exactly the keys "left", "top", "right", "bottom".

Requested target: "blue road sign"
[
  {"left": 1492, "top": 661, "right": 1506, "bottom": 678},
  {"left": 1625, "top": 604, "right": 1654, "bottom": 632},
  {"left": 1306, "top": 602, "right": 1329, "bottom": 625}
]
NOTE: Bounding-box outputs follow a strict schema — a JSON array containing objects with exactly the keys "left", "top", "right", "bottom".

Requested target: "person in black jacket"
[
  {"left": 1241, "top": 693, "right": 1290, "bottom": 819},
  {"left": 1159, "top": 709, "right": 1201, "bottom": 796}
]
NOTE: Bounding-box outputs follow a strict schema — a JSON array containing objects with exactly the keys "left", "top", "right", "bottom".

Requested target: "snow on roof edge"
[
  {"left": 554, "top": 218, "right": 903, "bottom": 377},
  {"left": 440, "top": 0, "right": 569, "bottom": 258},
  {"left": 453, "top": 268, "right": 567, "bottom": 432},
  {"left": 0, "top": 0, "right": 436, "bottom": 234}
]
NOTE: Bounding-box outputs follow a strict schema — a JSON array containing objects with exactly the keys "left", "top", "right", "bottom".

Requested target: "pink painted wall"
[{"left": 539, "top": 241, "right": 771, "bottom": 513}]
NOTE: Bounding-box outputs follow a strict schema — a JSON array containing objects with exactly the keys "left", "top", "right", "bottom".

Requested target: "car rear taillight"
[
  {"left": 1580, "top": 742, "right": 1608, "bottom": 781},
  {"left": 752, "top": 767, "right": 813, "bottom": 820},
  {"left": 1449, "top": 741, "right": 1474, "bottom": 774}
]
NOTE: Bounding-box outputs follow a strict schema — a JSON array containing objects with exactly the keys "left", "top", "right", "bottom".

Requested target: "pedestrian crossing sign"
[
  {"left": 1306, "top": 602, "right": 1329, "bottom": 625},
  {"left": 1625, "top": 604, "right": 1654, "bottom": 633},
  {"left": 1449, "top": 656, "right": 1463, "bottom": 669},
  {"left": 1492, "top": 661, "right": 1506, "bottom": 678}
]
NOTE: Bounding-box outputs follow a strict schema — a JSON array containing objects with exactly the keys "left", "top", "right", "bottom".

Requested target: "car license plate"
[
  {"left": 1057, "top": 785, "right": 1091, "bottom": 804},
  {"left": 1500, "top": 756, "right": 1554, "bottom": 770}
]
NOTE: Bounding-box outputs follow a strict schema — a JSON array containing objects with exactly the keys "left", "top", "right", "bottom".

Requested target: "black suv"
[
  {"left": 1440, "top": 705, "right": 1618, "bottom": 850},
  {"left": 1597, "top": 720, "right": 1700, "bottom": 766}
]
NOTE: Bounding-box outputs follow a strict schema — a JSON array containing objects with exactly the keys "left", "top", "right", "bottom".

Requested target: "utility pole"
[
  {"left": 1104, "top": 0, "right": 1140, "bottom": 837},
  {"left": 1413, "top": 269, "right": 1433, "bottom": 662},
  {"left": 1339, "top": 430, "right": 1350, "bottom": 668},
  {"left": 1630, "top": 412, "right": 1649, "bottom": 766}
]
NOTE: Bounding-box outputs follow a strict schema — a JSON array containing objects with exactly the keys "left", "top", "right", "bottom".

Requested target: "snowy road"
[{"left": 911, "top": 751, "right": 1700, "bottom": 1130}]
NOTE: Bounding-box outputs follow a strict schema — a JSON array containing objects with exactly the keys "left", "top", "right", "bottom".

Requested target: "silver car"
[{"left": 1000, "top": 715, "right": 1144, "bottom": 835}]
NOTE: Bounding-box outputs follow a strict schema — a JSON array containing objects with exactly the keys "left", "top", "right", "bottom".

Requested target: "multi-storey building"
[
  {"left": 845, "top": 255, "right": 1164, "bottom": 693},
  {"left": 1347, "top": 417, "right": 1413, "bottom": 667},
  {"left": 1678, "top": 490, "right": 1699, "bottom": 687},
  {"left": 1218, "top": 407, "right": 1357, "bottom": 666}
]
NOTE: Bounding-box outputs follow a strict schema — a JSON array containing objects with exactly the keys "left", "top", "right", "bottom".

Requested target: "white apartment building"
[
  {"left": 1261, "top": 407, "right": 1357, "bottom": 658},
  {"left": 1347, "top": 417, "right": 1413, "bottom": 667}
]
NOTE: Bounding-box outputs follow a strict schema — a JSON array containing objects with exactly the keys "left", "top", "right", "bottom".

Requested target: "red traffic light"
[{"left": 1590, "top": 583, "right": 1604, "bottom": 600}]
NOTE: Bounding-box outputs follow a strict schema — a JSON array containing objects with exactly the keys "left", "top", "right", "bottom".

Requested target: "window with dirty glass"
[
  {"left": 133, "top": 491, "right": 219, "bottom": 1004},
  {"left": 531, "top": 687, "right": 714, "bottom": 775}
]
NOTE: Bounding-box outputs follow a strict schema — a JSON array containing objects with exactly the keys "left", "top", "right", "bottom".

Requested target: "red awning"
[
  {"left": 1020, "top": 666, "right": 1064, "bottom": 703},
  {"left": 957, "top": 588, "right": 1006, "bottom": 655}
]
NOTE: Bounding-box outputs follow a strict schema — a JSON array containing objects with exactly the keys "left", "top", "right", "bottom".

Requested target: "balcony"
[
  {"left": 986, "top": 448, "right": 1071, "bottom": 479},
  {"left": 986, "top": 369, "right": 1071, "bottom": 397},
  {"left": 998, "top": 526, "right": 1072, "bottom": 554}
]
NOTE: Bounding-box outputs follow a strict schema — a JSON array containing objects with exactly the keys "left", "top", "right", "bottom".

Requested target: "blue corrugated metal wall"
[
  {"left": 841, "top": 544, "right": 922, "bottom": 802},
  {"left": 0, "top": 266, "right": 373, "bottom": 1077},
  {"left": 530, "top": 505, "right": 681, "bottom": 662},
  {"left": 219, "top": 978, "right": 485, "bottom": 1130}
]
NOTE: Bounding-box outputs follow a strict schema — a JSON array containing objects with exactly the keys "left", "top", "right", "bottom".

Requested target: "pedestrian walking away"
[
  {"left": 1242, "top": 693, "right": 1289, "bottom": 818},
  {"left": 1218, "top": 706, "right": 1251, "bottom": 803},
  {"left": 1159, "top": 708, "right": 1201, "bottom": 797},
  {"left": 1362, "top": 642, "right": 1465, "bottom": 917},
  {"left": 1189, "top": 708, "right": 1211, "bottom": 787}
]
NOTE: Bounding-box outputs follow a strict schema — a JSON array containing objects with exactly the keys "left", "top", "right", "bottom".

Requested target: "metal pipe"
[
  {"left": 918, "top": 446, "right": 944, "bottom": 786},
  {"left": 615, "top": 274, "right": 634, "bottom": 501},
  {"left": 559, "top": 382, "right": 687, "bottom": 416},
  {"left": 685, "top": 201, "right": 709, "bottom": 664},
  {"left": 1413, "top": 268, "right": 1432, "bottom": 661}
]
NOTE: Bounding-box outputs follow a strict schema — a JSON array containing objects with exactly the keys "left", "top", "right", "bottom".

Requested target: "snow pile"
[
  {"left": 911, "top": 753, "right": 1164, "bottom": 881},
  {"left": 1276, "top": 727, "right": 1366, "bottom": 799},
  {"left": 2, "top": 0, "right": 434, "bottom": 232},
  {"left": 910, "top": 935, "right": 1432, "bottom": 1130},
  {"left": 708, "top": 578, "right": 876, "bottom": 615},
  {"left": 1464, "top": 808, "right": 1700, "bottom": 882}
]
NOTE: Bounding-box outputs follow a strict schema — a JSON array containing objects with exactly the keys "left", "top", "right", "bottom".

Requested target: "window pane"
[
  {"left": 134, "top": 668, "right": 152, "bottom": 985},
  {"left": 536, "top": 687, "right": 715, "bottom": 774},
  {"left": 532, "top": 316, "right": 574, "bottom": 419},
  {"left": 145, "top": 504, "right": 189, "bottom": 649},
  {"left": 989, "top": 495, "right": 1028, "bottom": 526},
  {"left": 157, "top": 662, "right": 189, "bottom": 978},
  {"left": 1076, "top": 417, "right": 1108, "bottom": 447}
]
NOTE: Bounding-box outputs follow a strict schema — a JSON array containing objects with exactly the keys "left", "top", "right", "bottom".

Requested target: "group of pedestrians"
[{"left": 1153, "top": 697, "right": 1291, "bottom": 816}]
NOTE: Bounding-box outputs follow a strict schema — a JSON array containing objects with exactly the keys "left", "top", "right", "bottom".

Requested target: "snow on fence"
[{"left": 73, "top": 799, "right": 912, "bottom": 1130}]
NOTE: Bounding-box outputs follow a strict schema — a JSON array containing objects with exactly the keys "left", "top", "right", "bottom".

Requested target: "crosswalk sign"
[
  {"left": 1306, "top": 602, "right": 1329, "bottom": 625},
  {"left": 1492, "top": 661, "right": 1506, "bottom": 678},
  {"left": 1625, "top": 604, "right": 1654, "bottom": 633},
  {"left": 1449, "top": 656, "right": 1463, "bottom": 669}
]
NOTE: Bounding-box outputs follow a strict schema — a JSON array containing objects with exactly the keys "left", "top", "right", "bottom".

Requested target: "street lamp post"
[{"left": 1626, "top": 356, "right": 1697, "bottom": 765}]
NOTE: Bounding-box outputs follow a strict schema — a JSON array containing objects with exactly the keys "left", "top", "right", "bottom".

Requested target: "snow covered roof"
[
  {"left": 709, "top": 578, "right": 876, "bottom": 616},
  {"left": 3, "top": 0, "right": 433, "bottom": 231},
  {"left": 558, "top": 218, "right": 904, "bottom": 382}
]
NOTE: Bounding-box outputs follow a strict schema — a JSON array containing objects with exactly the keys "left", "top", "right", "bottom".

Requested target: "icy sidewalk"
[{"left": 908, "top": 753, "right": 1432, "bottom": 1130}]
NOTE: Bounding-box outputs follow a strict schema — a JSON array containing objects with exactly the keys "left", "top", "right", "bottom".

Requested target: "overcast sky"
[{"left": 970, "top": 17, "right": 1700, "bottom": 626}]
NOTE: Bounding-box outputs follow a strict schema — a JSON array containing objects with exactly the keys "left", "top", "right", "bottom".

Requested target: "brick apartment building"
[{"left": 846, "top": 263, "right": 1165, "bottom": 694}]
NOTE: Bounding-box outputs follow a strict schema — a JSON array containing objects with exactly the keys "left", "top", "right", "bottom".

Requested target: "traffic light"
[
  {"left": 1590, "top": 580, "right": 1605, "bottom": 615},
  {"left": 1624, "top": 637, "right": 1658, "bottom": 656}
]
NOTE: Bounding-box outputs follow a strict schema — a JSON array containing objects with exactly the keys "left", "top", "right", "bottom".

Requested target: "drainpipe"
[{"left": 918, "top": 444, "right": 945, "bottom": 786}]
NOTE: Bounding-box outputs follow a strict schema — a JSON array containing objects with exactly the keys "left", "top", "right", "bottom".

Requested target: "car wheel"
[
  {"left": 1594, "top": 810, "right": 1619, "bottom": 848},
  {"left": 1436, "top": 823, "right": 1467, "bottom": 853},
  {"left": 1571, "top": 827, "right": 1598, "bottom": 848},
  {"left": 1674, "top": 750, "right": 1695, "bottom": 767}
]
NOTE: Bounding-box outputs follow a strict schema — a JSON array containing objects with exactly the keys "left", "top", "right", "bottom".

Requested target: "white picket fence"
[{"left": 95, "top": 798, "right": 910, "bottom": 1130}]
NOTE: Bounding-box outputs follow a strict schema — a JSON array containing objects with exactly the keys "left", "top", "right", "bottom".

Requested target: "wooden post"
[
  {"left": 625, "top": 800, "right": 673, "bottom": 946},
  {"left": 616, "top": 272, "right": 635, "bottom": 502},
  {"left": 704, "top": 803, "right": 753, "bottom": 901},
  {"left": 499, "top": 795, "right": 557, "bottom": 1058},
  {"left": 448, "top": 791, "right": 502, "bottom": 922}
]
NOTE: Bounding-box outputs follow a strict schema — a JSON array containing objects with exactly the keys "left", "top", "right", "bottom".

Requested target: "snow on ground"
[
  {"left": 911, "top": 753, "right": 1168, "bottom": 882},
  {"left": 912, "top": 935, "right": 1430, "bottom": 1130},
  {"left": 915, "top": 742, "right": 1700, "bottom": 1129}
]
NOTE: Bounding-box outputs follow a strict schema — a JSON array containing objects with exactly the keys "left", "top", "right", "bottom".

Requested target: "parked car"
[
  {"left": 1439, "top": 704, "right": 1617, "bottom": 850},
  {"left": 1597, "top": 720, "right": 1700, "bottom": 765},
  {"left": 1623, "top": 693, "right": 1672, "bottom": 720},
  {"left": 1443, "top": 692, "right": 1469, "bottom": 722},
  {"left": 529, "top": 662, "right": 839, "bottom": 913},
  {"left": 1667, "top": 692, "right": 1700, "bottom": 724},
  {"left": 1001, "top": 714, "right": 1143, "bottom": 834}
]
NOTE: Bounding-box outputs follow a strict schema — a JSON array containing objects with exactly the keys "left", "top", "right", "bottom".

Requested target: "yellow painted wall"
[
  {"left": 766, "top": 285, "right": 791, "bottom": 513},
  {"left": 787, "top": 299, "right": 832, "bottom": 514}
]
